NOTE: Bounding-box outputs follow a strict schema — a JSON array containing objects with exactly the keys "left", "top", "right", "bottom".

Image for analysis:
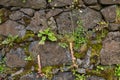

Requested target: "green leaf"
[
  {"left": 39, "top": 36, "right": 46, "bottom": 45},
  {"left": 48, "top": 36, "right": 57, "bottom": 41},
  {"left": 58, "top": 42, "right": 68, "bottom": 48},
  {"left": 44, "top": 28, "right": 50, "bottom": 34},
  {"left": 38, "top": 33, "right": 42, "bottom": 37}
]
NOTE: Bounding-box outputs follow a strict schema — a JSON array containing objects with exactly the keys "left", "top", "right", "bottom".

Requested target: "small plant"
[
  {"left": 38, "top": 28, "right": 57, "bottom": 45},
  {"left": 22, "top": 0, "right": 27, "bottom": 3},
  {"left": 96, "top": 65, "right": 105, "bottom": 71},
  {"left": 0, "top": 58, "right": 7, "bottom": 73},
  {"left": 48, "top": 0, "right": 52, "bottom": 3},
  {"left": 115, "top": 64, "right": 120, "bottom": 80},
  {"left": 24, "top": 56, "right": 32, "bottom": 61},
  {"left": 116, "top": 6, "right": 120, "bottom": 23},
  {"left": 58, "top": 42, "right": 68, "bottom": 48},
  {"left": 72, "top": 69, "right": 85, "bottom": 80},
  {"left": 1, "top": 35, "right": 18, "bottom": 46},
  {"left": 73, "top": 21, "right": 87, "bottom": 50}
]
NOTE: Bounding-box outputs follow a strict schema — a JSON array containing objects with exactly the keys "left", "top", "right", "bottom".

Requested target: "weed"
[
  {"left": 73, "top": 21, "right": 87, "bottom": 50},
  {"left": 116, "top": 6, "right": 120, "bottom": 23},
  {"left": 38, "top": 28, "right": 57, "bottom": 45},
  {"left": 58, "top": 42, "right": 68, "bottom": 48},
  {"left": 115, "top": 64, "right": 120, "bottom": 79},
  {"left": 48, "top": 0, "right": 52, "bottom": 3},
  {"left": 1, "top": 35, "right": 18, "bottom": 46},
  {"left": 22, "top": 0, "right": 27, "bottom": 3},
  {"left": 72, "top": 69, "right": 85, "bottom": 80},
  {"left": 24, "top": 56, "right": 32, "bottom": 61},
  {"left": 58, "top": 21, "right": 87, "bottom": 50},
  {"left": 0, "top": 57, "right": 7, "bottom": 73},
  {"left": 96, "top": 65, "right": 105, "bottom": 71}
]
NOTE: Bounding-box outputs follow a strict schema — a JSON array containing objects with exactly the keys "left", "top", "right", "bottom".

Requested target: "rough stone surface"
[
  {"left": 99, "top": 0, "right": 120, "bottom": 5},
  {"left": 86, "top": 76, "right": 105, "bottom": 80},
  {"left": 77, "top": 8, "right": 102, "bottom": 29},
  {"left": 52, "top": 72, "right": 75, "bottom": 80},
  {"left": 0, "top": 0, "right": 46, "bottom": 9},
  {"left": 101, "top": 5, "right": 116, "bottom": 22},
  {"left": 20, "top": 73, "right": 41, "bottom": 80},
  {"left": 50, "top": 0, "right": 72, "bottom": 7},
  {"left": 89, "top": 4, "right": 102, "bottom": 10},
  {"left": 83, "top": 0, "right": 98, "bottom": 5},
  {"left": 48, "top": 17, "right": 57, "bottom": 31},
  {"left": 46, "top": 9, "right": 63, "bottom": 19},
  {"left": 9, "top": 11, "right": 24, "bottom": 21},
  {"left": 6, "top": 48, "right": 26, "bottom": 68},
  {"left": 26, "top": 10, "right": 48, "bottom": 33},
  {"left": 109, "top": 23, "right": 120, "bottom": 31},
  {"left": 29, "top": 41, "right": 71, "bottom": 67},
  {"left": 20, "top": 8, "right": 35, "bottom": 17},
  {"left": 100, "top": 32, "right": 120, "bottom": 65},
  {"left": 0, "top": 20, "right": 25, "bottom": 36},
  {"left": 56, "top": 11, "right": 77, "bottom": 34}
]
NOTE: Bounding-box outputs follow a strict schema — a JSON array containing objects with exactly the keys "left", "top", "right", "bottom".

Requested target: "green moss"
[
  {"left": 42, "top": 65, "right": 60, "bottom": 80},
  {"left": 86, "top": 67, "right": 114, "bottom": 80},
  {"left": 0, "top": 8, "right": 10, "bottom": 24},
  {"left": 116, "top": 6, "right": 120, "bottom": 23},
  {"left": 74, "top": 52, "right": 86, "bottom": 59}
]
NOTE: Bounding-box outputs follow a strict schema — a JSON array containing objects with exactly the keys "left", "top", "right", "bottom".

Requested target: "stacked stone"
[{"left": 0, "top": 0, "right": 120, "bottom": 80}]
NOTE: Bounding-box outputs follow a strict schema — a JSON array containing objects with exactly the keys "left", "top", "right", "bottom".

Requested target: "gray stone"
[
  {"left": 78, "top": 0, "right": 86, "bottom": 8},
  {"left": 29, "top": 41, "right": 71, "bottom": 67},
  {"left": 101, "top": 5, "right": 116, "bottom": 23},
  {"left": 20, "top": 8, "right": 35, "bottom": 17},
  {"left": 100, "top": 32, "right": 120, "bottom": 65},
  {"left": 77, "top": 68, "right": 86, "bottom": 74},
  {"left": 81, "top": 49, "right": 91, "bottom": 68},
  {"left": 48, "top": 17, "right": 57, "bottom": 31},
  {"left": 6, "top": 48, "right": 26, "bottom": 68},
  {"left": 20, "top": 73, "right": 41, "bottom": 80},
  {"left": 9, "top": 11, "right": 24, "bottom": 21},
  {"left": 52, "top": 72, "right": 75, "bottom": 80},
  {"left": 56, "top": 11, "right": 77, "bottom": 34},
  {"left": 26, "top": 10, "right": 48, "bottom": 33},
  {"left": 86, "top": 76, "right": 105, "bottom": 80},
  {"left": 89, "top": 4, "right": 102, "bottom": 10},
  {"left": 46, "top": 9, "right": 63, "bottom": 19},
  {"left": 72, "top": 8, "right": 102, "bottom": 29},
  {"left": 109, "top": 23, "right": 120, "bottom": 31},
  {"left": 99, "top": 0, "right": 120, "bottom": 5},
  {"left": 0, "top": 0, "right": 46, "bottom": 9},
  {"left": 50, "top": 0, "right": 72, "bottom": 7},
  {"left": 0, "top": 20, "right": 25, "bottom": 36},
  {"left": 83, "top": 0, "right": 98, "bottom": 5}
]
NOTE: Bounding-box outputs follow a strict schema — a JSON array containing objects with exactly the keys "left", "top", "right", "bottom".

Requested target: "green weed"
[
  {"left": 73, "top": 21, "right": 87, "bottom": 50},
  {"left": 38, "top": 28, "right": 57, "bottom": 45},
  {"left": 72, "top": 69, "right": 85, "bottom": 80},
  {"left": 0, "top": 58, "right": 7, "bottom": 73},
  {"left": 48, "top": 0, "right": 52, "bottom": 3},
  {"left": 22, "top": 0, "right": 26, "bottom": 3},
  {"left": 115, "top": 64, "right": 120, "bottom": 79},
  {"left": 1, "top": 35, "right": 18, "bottom": 46},
  {"left": 24, "top": 56, "right": 32, "bottom": 61}
]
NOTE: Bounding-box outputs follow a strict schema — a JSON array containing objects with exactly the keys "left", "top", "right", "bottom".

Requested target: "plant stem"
[
  {"left": 69, "top": 42, "right": 78, "bottom": 68},
  {"left": 37, "top": 55, "right": 44, "bottom": 77}
]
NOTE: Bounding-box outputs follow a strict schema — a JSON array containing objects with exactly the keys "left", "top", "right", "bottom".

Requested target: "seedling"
[{"left": 38, "top": 28, "right": 57, "bottom": 45}]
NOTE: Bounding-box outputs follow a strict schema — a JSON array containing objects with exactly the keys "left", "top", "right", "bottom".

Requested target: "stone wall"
[{"left": 0, "top": 0, "right": 120, "bottom": 80}]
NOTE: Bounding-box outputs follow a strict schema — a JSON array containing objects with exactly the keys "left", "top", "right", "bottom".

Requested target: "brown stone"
[
  {"left": 100, "top": 32, "right": 120, "bottom": 65},
  {"left": 29, "top": 41, "right": 71, "bottom": 67}
]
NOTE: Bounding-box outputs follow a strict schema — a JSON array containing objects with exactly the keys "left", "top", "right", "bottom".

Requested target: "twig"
[
  {"left": 69, "top": 42, "right": 78, "bottom": 68},
  {"left": 37, "top": 54, "right": 44, "bottom": 77}
]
